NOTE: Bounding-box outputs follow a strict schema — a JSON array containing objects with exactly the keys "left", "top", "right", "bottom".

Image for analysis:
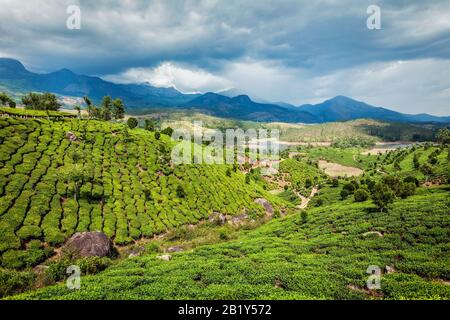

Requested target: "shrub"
[
  {"left": 371, "top": 182, "right": 395, "bottom": 212},
  {"left": 354, "top": 188, "right": 370, "bottom": 202},
  {"left": 0, "top": 269, "right": 36, "bottom": 298},
  {"left": 343, "top": 182, "right": 356, "bottom": 194},
  {"left": 127, "top": 117, "right": 138, "bottom": 129},
  {"left": 176, "top": 185, "right": 186, "bottom": 198},
  {"left": 404, "top": 176, "right": 419, "bottom": 187},
  {"left": 398, "top": 182, "right": 416, "bottom": 199},
  {"left": 340, "top": 189, "right": 350, "bottom": 200},
  {"left": 300, "top": 211, "right": 308, "bottom": 224},
  {"left": 331, "top": 178, "right": 339, "bottom": 187},
  {"left": 161, "top": 127, "right": 174, "bottom": 137}
]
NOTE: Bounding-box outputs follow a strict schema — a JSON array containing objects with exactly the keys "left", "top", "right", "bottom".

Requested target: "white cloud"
[
  {"left": 234, "top": 58, "right": 450, "bottom": 116},
  {"left": 104, "top": 62, "right": 232, "bottom": 93},
  {"left": 105, "top": 58, "right": 450, "bottom": 115}
]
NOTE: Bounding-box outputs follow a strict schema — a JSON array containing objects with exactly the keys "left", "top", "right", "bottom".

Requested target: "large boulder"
[
  {"left": 62, "top": 232, "right": 112, "bottom": 258},
  {"left": 66, "top": 131, "right": 79, "bottom": 142}
]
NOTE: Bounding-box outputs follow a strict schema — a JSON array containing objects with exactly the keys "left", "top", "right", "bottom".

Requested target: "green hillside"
[
  {"left": 152, "top": 112, "right": 439, "bottom": 143},
  {"left": 11, "top": 186, "right": 450, "bottom": 300},
  {"left": 1, "top": 115, "right": 449, "bottom": 300},
  {"left": 0, "top": 117, "right": 282, "bottom": 269}
]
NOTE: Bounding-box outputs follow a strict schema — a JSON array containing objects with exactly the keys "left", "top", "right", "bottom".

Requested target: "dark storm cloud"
[
  {"left": 1, "top": 0, "right": 449, "bottom": 74},
  {"left": 0, "top": 0, "right": 449, "bottom": 114}
]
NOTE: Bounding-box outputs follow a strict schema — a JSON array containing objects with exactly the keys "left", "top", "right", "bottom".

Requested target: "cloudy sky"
[{"left": 1, "top": 0, "right": 450, "bottom": 115}]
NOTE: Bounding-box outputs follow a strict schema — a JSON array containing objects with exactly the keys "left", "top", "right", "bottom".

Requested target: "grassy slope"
[
  {"left": 12, "top": 186, "right": 450, "bottom": 300},
  {"left": 0, "top": 118, "right": 284, "bottom": 269},
  {"left": 383, "top": 146, "right": 450, "bottom": 180}
]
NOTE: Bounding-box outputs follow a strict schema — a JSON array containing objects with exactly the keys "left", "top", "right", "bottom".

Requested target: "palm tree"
[
  {"left": 83, "top": 96, "right": 92, "bottom": 119},
  {"left": 74, "top": 105, "right": 81, "bottom": 119}
]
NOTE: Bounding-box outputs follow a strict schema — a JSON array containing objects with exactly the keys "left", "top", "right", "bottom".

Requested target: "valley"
[{"left": 0, "top": 103, "right": 449, "bottom": 300}]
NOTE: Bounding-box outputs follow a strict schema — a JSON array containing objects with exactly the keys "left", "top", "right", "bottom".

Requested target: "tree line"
[{"left": 0, "top": 91, "right": 126, "bottom": 120}]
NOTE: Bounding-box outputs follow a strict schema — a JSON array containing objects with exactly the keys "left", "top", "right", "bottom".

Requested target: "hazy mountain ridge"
[
  {"left": 0, "top": 58, "right": 199, "bottom": 108},
  {"left": 1, "top": 58, "right": 449, "bottom": 124}
]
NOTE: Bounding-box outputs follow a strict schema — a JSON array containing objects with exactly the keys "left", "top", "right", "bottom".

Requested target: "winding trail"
[{"left": 295, "top": 186, "right": 319, "bottom": 209}]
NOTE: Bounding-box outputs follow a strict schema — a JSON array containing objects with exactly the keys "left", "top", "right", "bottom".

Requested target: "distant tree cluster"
[
  {"left": 0, "top": 92, "right": 16, "bottom": 108},
  {"left": 83, "top": 95, "right": 125, "bottom": 120},
  {"left": 22, "top": 92, "right": 61, "bottom": 111},
  {"left": 436, "top": 128, "right": 450, "bottom": 145},
  {"left": 339, "top": 174, "right": 416, "bottom": 212},
  {"left": 331, "top": 136, "right": 376, "bottom": 149}
]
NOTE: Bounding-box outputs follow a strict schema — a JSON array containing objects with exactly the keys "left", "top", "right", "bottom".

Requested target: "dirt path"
[{"left": 295, "top": 186, "right": 319, "bottom": 209}]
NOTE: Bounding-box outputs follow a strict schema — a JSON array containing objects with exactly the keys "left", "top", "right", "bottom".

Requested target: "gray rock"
[
  {"left": 63, "top": 231, "right": 112, "bottom": 258},
  {"left": 208, "top": 212, "right": 227, "bottom": 225},
  {"left": 66, "top": 131, "right": 78, "bottom": 142},
  {"left": 230, "top": 214, "right": 249, "bottom": 226},
  {"left": 157, "top": 254, "right": 172, "bottom": 261},
  {"left": 385, "top": 265, "right": 396, "bottom": 274},
  {"left": 167, "top": 246, "right": 184, "bottom": 253},
  {"left": 254, "top": 198, "right": 274, "bottom": 216}
]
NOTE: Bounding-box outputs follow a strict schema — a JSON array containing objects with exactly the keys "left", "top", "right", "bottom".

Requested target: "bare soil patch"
[{"left": 318, "top": 160, "right": 363, "bottom": 177}]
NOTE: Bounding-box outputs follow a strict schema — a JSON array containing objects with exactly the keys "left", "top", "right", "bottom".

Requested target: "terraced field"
[
  {"left": 11, "top": 186, "right": 450, "bottom": 300},
  {"left": 0, "top": 117, "right": 282, "bottom": 269},
  {"left": 1, "top": 115, "right": 449, "bottom": 300}
]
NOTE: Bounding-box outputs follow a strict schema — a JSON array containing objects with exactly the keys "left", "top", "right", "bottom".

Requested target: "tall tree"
[
  {"left": 145, "top": 119, "right": 156, "bottom": 131},
  {"left": 83, "top": 96, "right": 93, "bottom": 118},
  {"left": 101, "top": 96, "right": 112, "bottom": 121},
  {"left": 112, "top": 98, "right": 125, "bottom": 119},
  {"left": 0, "top": 92, "right": 12, "bottom": 106},
  {"left": 371, "top": 182, "right": 395, "bottom": 212},
  {"left": 22, "top": 92, "right": 60, "bottom": 110},
  {"left": 436, "top": 128, "right": 450, "bottom": 145},
  {"left": 74, "top": 105, "right": 81, "bottom": 119}
]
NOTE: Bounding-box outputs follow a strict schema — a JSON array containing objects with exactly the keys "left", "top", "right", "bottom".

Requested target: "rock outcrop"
[{"left": 62, "top": 231, "right": 112, "bottom": 258}]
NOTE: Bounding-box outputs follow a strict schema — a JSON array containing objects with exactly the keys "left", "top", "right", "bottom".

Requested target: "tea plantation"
[
  {"left": 1, "top": 115, "right": 449, "bottom": 300},
  {"left": 0, "top": 117, "right": 281, "bottom": 269},
  {"left": 11, "top": 186, "right": 450, "bottom": 300}
]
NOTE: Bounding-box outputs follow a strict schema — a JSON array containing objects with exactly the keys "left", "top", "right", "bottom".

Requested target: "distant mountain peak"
[
  {"left": 231, "top": 95, "right": 252, "bottom": 103},
  {"left": 55, "top": 68, "right": 76, "bottom": 75},
  {"left": 0, "top": 57, "right": 28, "bottom": 73}
]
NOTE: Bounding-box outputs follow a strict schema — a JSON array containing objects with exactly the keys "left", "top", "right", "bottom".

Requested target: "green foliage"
[
  {"left": 145, "top": 118, "right": 157, "bottom": 131},
  {"left": 436, "top": 128, "right": 450, "bottom": 145},
  {"left": 0, "top": 118, "right": 274, "bottom": 272},
  {"left": 13, "top": 187, "right": 450, "bottom": 300},
  {"left": 127, "top": 117, "right": 138, "bottom": 129},
  {"left": 101, "top": 96, "right": 112, "bottom": 121},
  {"left": 0, "top": 107, "right": 74, "bottom": 118},
  {"left": 354, "top": 188, "right": 369, "bottom": 202},
  {"left": 0, "top": 269, "right": 36, "bottom": 298},
  {"left": 112, "top": 98, "right": 125, "bottom": 119},
  {"left": 371, "top": 182, "right": 395, "bottom": 212},
  {"left": 22, "top": 92, "right": 61, "bottom": 111},
  {"left": 332, "top": 136, "right": 376, "bottom": 148},
  {"left": 280, "top": 158, "right": 323, "bottom": 195},
  {"left": 161, "top": 127, "right": 174, "bottom": 137},
  {"left": 0, "top": 92, "right": 14, "bottom": 107}
]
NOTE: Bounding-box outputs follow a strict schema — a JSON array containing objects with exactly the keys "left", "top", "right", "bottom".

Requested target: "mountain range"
[{"left": 1, "top": 57, "right": 449, "bottom": 124}]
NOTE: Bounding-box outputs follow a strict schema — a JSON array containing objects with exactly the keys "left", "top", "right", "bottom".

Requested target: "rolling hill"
[
  {"left": 184, "top": 93, "right": 317, "bottom": 122},
  {"left": 298, "top": 96, "right": 450, "bottom": 124}
]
